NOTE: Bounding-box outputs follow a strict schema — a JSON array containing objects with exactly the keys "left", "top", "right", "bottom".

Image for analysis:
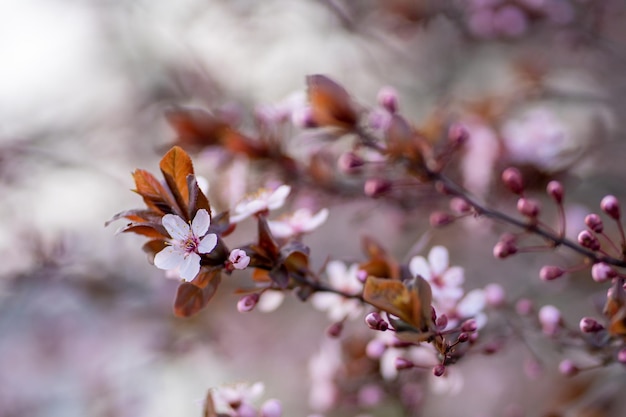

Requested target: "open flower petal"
[
  {"left": 428, "top": 246, "right": 449, "bottom": 275},
  {"left": 162, "top": 214, "right": 190, "bottom": 240},
  {"left": 409, "top": 256, "right": 431, "bottom": 280},
  {"left": 198, "top": 234, "right": 218, "bottom": 254},
  {"left": 267, "top": 185, "right": 291, "bottom": 209},
  {"left": 191, "top": 209, "right": 210, "bottom": 236},
  {"left": 442, "top": 266, "right": 464, "bottom": 287},
  {"left": 179, "top": 252, "right": 201, "bottom": 280},
  {"left": 154, "top": 246, "right": 185, "bottom": 270}
]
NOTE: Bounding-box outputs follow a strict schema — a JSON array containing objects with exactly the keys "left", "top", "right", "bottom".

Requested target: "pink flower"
[
  {"left": 409, "top": 246, "right": 464, "bottom": 305},
  {"left": 153, "top": 209, "right": 217, "bottom": 280},
  {"left": 229, "top": 248, "right": 250, "bottom": 270},
  {"left": 311, "top": 261, "right": 363, "bottom": 321},
  {"left": 230, "top": 185, "right": 291, "bottom": 223},
  {"left": 268, "top": 208, "right": 329, "bottom": 238},
  {"left": 211, "top": 382, "right": 265, "bottom": 415}
]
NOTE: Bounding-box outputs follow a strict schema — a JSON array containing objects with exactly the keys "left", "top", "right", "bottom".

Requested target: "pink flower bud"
[
  {"left": 435, "top": 314, "right": 448, "bottom": 330},
  {"left": 515, "top": 298, "right": 534, "bottom": 316},
  {"left": 600, "top": 195, "right": 621, "bottom": 220},
  {"left": 377, "top": 86, "right": 399, "bottom": 113},
  {"left": 617, "top": 348, "right": 626, "bottom": 364},
  {"left": 457, "top": 332, "right": 469, "bottom": 343},
  {"left": 356, "top": 269, "right": 368, "bottom": 283},
  {"left": 291, "top": 106, "right": 316, "bottom": 128},
  {"left": 237, "top": 403, "right": 258, "bottom": 417},
  {"left": 432, "top": 364, "right": 446, "bottom": 377},
  {"left": 395, "top": 357, "right": 415, "bottom": 370},
  {"left": 483, "top": 341, "right": 501, "bottom": 355},
  {"left": 365, "top": 312, "right": 388, "bottom": 331},
  {"left": 493, "top": 240, "right": 517, "bottom": 259},
  {"left": 364, "top": 178, "right": 392, "bottom": 198},
  {"left": 539, "top": 265, "right": 565, "bottom": 281},
  {"left": 591, "top": 262, "right": 616, "bottom": 283},
  {"left": 579, "top": 317, "right": 604, "bottom": 333},
  {"left": 538, "top": 305, "right": 561, "bottom": 336},
  {"left": 484, "top": 283, "right": 506, "bottom": 307},
  {"left": 337, "top": 151, "right": 364, "bottom": 174},
  {"left": 327, "top": 322, "right": 343, "bottom": 338},
  {"left": 517, "top": 197, "right": 540, "bottom": 218},
  {"left": 584, "top": 214, "right": 603, "bottom": 233},
  {"left": 450, "top": 197, "right": 471, "bottom": 214},
  {"left": 229, "top": 249, "right": 251, "bottom": 270},
  {"left": 237, "top": 293, "right": 260, "bottom": 313},
  {"left": 357, "top": 384, "right": 385, "bottom": 408},
  {"left": 461, "top": 319, "right": 477, "bottom": 332},
  {"left": 448, "top": 123, "right": 469, "bottom": 146},
  {"left": 366, "top": 339, "right": 387, "bottom": 359},
  {"left": 546, "top": 181, "right": 564, "bottom": 203},
  {"left": 577, "top": 230, "right": 600, "bottom": 251},
  {"left": 502, "top": 167, "right": 524, "bottom": 195},
  {"left": 558, "top": 359, "right": 578, "bottom": 377},
  {"left": 260, "top": 399, "right": 282, "bottom": 417},
  {"left": 429, "top": 211, "right": 454, "bottom": 227}
]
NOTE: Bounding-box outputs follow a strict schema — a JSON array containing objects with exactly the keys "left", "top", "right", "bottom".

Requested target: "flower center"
[{"left": 182, "top": 236, "right": 200, "bottom": 254}]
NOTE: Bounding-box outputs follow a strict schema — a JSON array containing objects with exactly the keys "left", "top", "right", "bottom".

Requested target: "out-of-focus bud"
[
  {"left": 364, "top": 178, "right": 392, "bottom": 198},
  {"left": 485, "top": 283, "right": 506, "bottom": 307},
  {"left": 617, "top": 348, "right": 626, "bottom": 364},
  {"left": 448, "top": 123, "right": 469, "bottom": 146},
  {"left": 461, "top": 319, "right": 478, "bottom": 332},
  {"left": 539, "top": 265, "right": 565, "bottom": 281},
  {"left": 435, "top": 314, "right": 448, "bottom": 330},
  {"left": 516, "top": 298, "right": 533, "bottom": 316},
  {"left": 429, "top": 211, "right": 454, "bottom": 227},
  {"left": 517, "top": 197, "right": 540, "bottom": 218},
  {"left": 260, "top": 399, "right": 282, "bottom": 417},
  {"left": 502, "top": 167, "right": 525, "bottom": 195},
  {"left": 377, "top": 86, "right": 399, "bottom": 114},
  {"left": 584, "top": 213, "right": 603, "bottom": 233},
  {"left": 546, "top": 181, "right": 564, "bottom": 203},
  {"left": 577, "top": 230, "right": 600, "bottom": 251},
  {"left": 237, "top": 403, "right": 258, "bottom": 417},
  {"left": 558, "top": 359, "right": 579, "bottom": 377},
  {"left": 356, "top": 269, "right": 368, "bottom": 283},
  {"left": 395, "top": 357, "right": 415, "bottom": 370},
  {"left": 591, "top": 262, "right": 617, "bottom": 283},
  {"left": 457, "top": 332, "right": 470, "bottom": 343},
  {"left": 432, "top": 364, "right": 446, "bottom": 377},
  {"left": 579, "top": 317, "right": 604, "bottom": 333},
  {"left": 600, "top": 195, "right": 621, "bottom": 220},
  {"left": 337, "top": 151, "right": 365, "bottom": 174},
  {"left": 538, "top": 305, "right": 562, "bottom": 336},
  {"left": 365, "top": 312, "right": 388, "bottom": 331},
  {"left": 493, "top": 240, "right": 517, "bottom": 259},
  {"left": 450, "top": 197, "right": 471, "bottom": 214},
  {"left": 327, "top": 322, "right": 343, "bottom": 338},
  {"left": 237, "top": 293, "right": 260, "bottom": 313}
]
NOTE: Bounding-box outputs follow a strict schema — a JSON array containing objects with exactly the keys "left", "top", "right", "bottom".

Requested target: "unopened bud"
[
  {"left": 365, "top": 312, "right": 388, "bottom": 331},
  {"left": 502, "top": 167, "right": 524, "bottom": 195},
  {"left": 327, "top": 322, "right": 343, "bottom": 338},
  {"left": 457, "top": 332, "right": 470, "bottom": 343},
  {"left": 377, "top": 86, "right": 399, "bottom": 113},
  {"left": 435, "top": 314, "right": 448, "bottom": 330},
  {"left": 493, "top": 241, "right": 517, "bottom": 259},
  {"left": 584, "top": 214, "right": 603, "bottom": 233},
  {"left": 538, "top": 305, "right": 561, "bottom": 336},
  {"left": 260, "top": 399, "right": 282, "bottom": 417},
  {"left": 429, "top": 211, "right": 454, "bottom": 227},
  {"left": 579, "top": 317, "right": 604, "bottom": 333},
  {"left": 558, "top": 359, "right": 579, "bottom": 377},
  {"left": 483, "top": 341, "right": 501, "bottom": 355},
  {"left": 461, "top": 319, "right": 478, "bottom": 332},
  {"left": 237, "top": 293, "right": 260, "bottom": 313},
  {"left": 364, "top": 178, "right": 392, "bottom": 198},
  {"left": 338, "top": 151, "right": 364, "bottom": 174},
  {"left": 617, "top": 348, "right": 626, "bottom": 364},
  {"left": 591, "top": 262, "right": 617, "bottom": 283},
  {"left": 600, "top": 195, "right": 621, "bottom": 220},
  {"left": 517, "top": 197, "right": 540, "bottom": 218},
  {"left": 395, "top": 357, "right": 415, "bottom": 370},
  {"left": 356, "top": 269, "right": 368, "bottom": 283},
  {"left": 515, "top": 298, "right": 534, "bottom": 316},
  {"left": 237, "top": 403, "right": 257, "bottom": 417},
  {"left": 546, "top": 181, "right": 564, "bottom": 203},
  {"left": 432, "top": 364, "right": 446, "bottom": 377},
  {"left": 228, "top": 249, "right": 251, "bottom": 270},
  {"left": 577, "top": 230, "right": 600, "bottom": 251},
  {"left": 450, "top": 197, "right": 471, "bottom": 214},
  {"left": 485, "top": 283, "right": 506, "bottom": 307},
  {"left": 539, "top": 265, "right": 565, "bottom": 281},
  {"left": 448, "top": 123, "right": 469, "bottom": 146}
]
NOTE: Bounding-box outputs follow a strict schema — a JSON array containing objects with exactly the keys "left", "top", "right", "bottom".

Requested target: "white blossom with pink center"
[
  {"left": 211, "top": 382, "right": 265, "bottom": 415},
  {"left": 268, "top": 208, "right": 329, "bottom": 238},
  {"left": 153, "top": 209, "right": 217, "bottom": 281},
  {"left": 230, "top": 185, "right": 291, "bottom": 223},
  {"left": 311, "top": 261, "right": 363, "bottom": 322}
]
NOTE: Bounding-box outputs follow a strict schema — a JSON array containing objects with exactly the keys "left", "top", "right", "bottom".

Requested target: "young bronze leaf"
[
  {"left": 166, "top": 107, "right": 229, "bottom": 149},
  {"left": 142, "top": 239, "right": 167, "bottom": 262},
  {"left": 132, "top": 169, "right": 178, "bottom": 215},
  {"left": 187, "top": 174, "right": 211, "bottom": 220},
  {"left": 406, "top": 275, "right": 433, "bottom": 332},
  {"left": 116, "top": 223, "right": 167, "bottom": 239},
  {"left": 363, "top": 276, "right": 413, "bottom": 325},
  {"left": 173, "top": 270, "right": 222, "bottom": 317},
  {"left": 257, "top": 217, "right": 280, "bottom": 260},
  {"left": 307, "top": 74, "right": 358, "bottom": 129},
  {"left": 160, "top": 146, "right": 194, "bottom": 220}
]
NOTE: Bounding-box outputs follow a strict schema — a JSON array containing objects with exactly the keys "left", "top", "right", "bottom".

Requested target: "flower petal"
[
  {"left": 178, "top": 252, "right": 201, "bottom": 280},
  {"left": 303, "top": 208, "right": 329, "bottom": 232},
  {"left": 267, "top": 220, "right": 294, "bottom": 238},
  {"left": 267, "top": 185, "right": 291, "bottom": 209},
  {"left": 409, "top": 256, "right": 431, "bottom": 281},
  {"left": 198, "top": 233, "right": 218, "bottom": 254},
  {"left": 162, "top": 214, "right": 190, "bottom": 241},
  {"left": 428, "top": 246, "right": 449, "bottom": 275},
  {"left": 257, "top": 291, "right": 285, "bottom": 312},
  {"left": 442, "top": 266, "right": 465, "bottom": 287},
  {"left": 154, "top": 246, "right": 184, "bottom": 270},
  {"left": 456, "top": 289, "right": 486, "bottom": 317},
  {"left": 326, "top": 260, "right": 348, "bottom": 287},
  {"left": 191, "top": 209, "right": 210, "bottom": 237}
]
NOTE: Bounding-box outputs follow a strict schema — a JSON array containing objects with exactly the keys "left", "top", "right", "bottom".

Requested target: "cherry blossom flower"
[
  {"left": 153, "top": 209, "right": 217, "bottom": 280},
  {"left": 311, "top": 261, "right": 363, "bottom": 321},
  {"left": 409, "top": 246, "right": 465, "bottom": 306},
  {"left": 268, "top": 208, "right": 329, "bottom": 238},
  {"left": 211, "top": 382, "right": 275, "bottom": 416},
  {"left": 229, "top": 248, "right": 250, "bottom": 270},
  {"left": 230, "top": 185, "right": 291, "bottom": 223}
]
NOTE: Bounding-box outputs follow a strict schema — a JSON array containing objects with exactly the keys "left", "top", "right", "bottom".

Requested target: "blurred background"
[{"left": 2, "top": 0, "right": 626, "bottom": 416}]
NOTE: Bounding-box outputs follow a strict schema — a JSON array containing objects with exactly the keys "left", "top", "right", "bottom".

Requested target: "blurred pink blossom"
[
  {"left": 311, "top": 261, "right": 363, "bottom": 321},
  {"left": 230, "top": 185, "right": 291, "bottom": 223},
  {"left": 268, "top": 208, "right": 329, "bottom": 238}
]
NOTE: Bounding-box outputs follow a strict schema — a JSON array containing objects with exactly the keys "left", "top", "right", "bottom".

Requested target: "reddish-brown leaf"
[
  {"left": 116, "top": 223, "right": 167, "bottom": 239},
  {"left": 306, "top": 74, "right": 358, "bottom": 129},
  {"left": 132, "top": 169, "right": 178, "bottom": 215},
  {"left": 160, "top": 146, "right": 194, "bottom": 220},
  {"left": 173, "top": 270, "right": 222, "bottom": 317},
  {"left": 166, "top": 107, "right": 229, "bottom": 149},
  {"left": 105, "top": 209, "right": 162, "bottom": 227},
  {"left": 142, "top": 239, "right": 167, "bottom": 261}
]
